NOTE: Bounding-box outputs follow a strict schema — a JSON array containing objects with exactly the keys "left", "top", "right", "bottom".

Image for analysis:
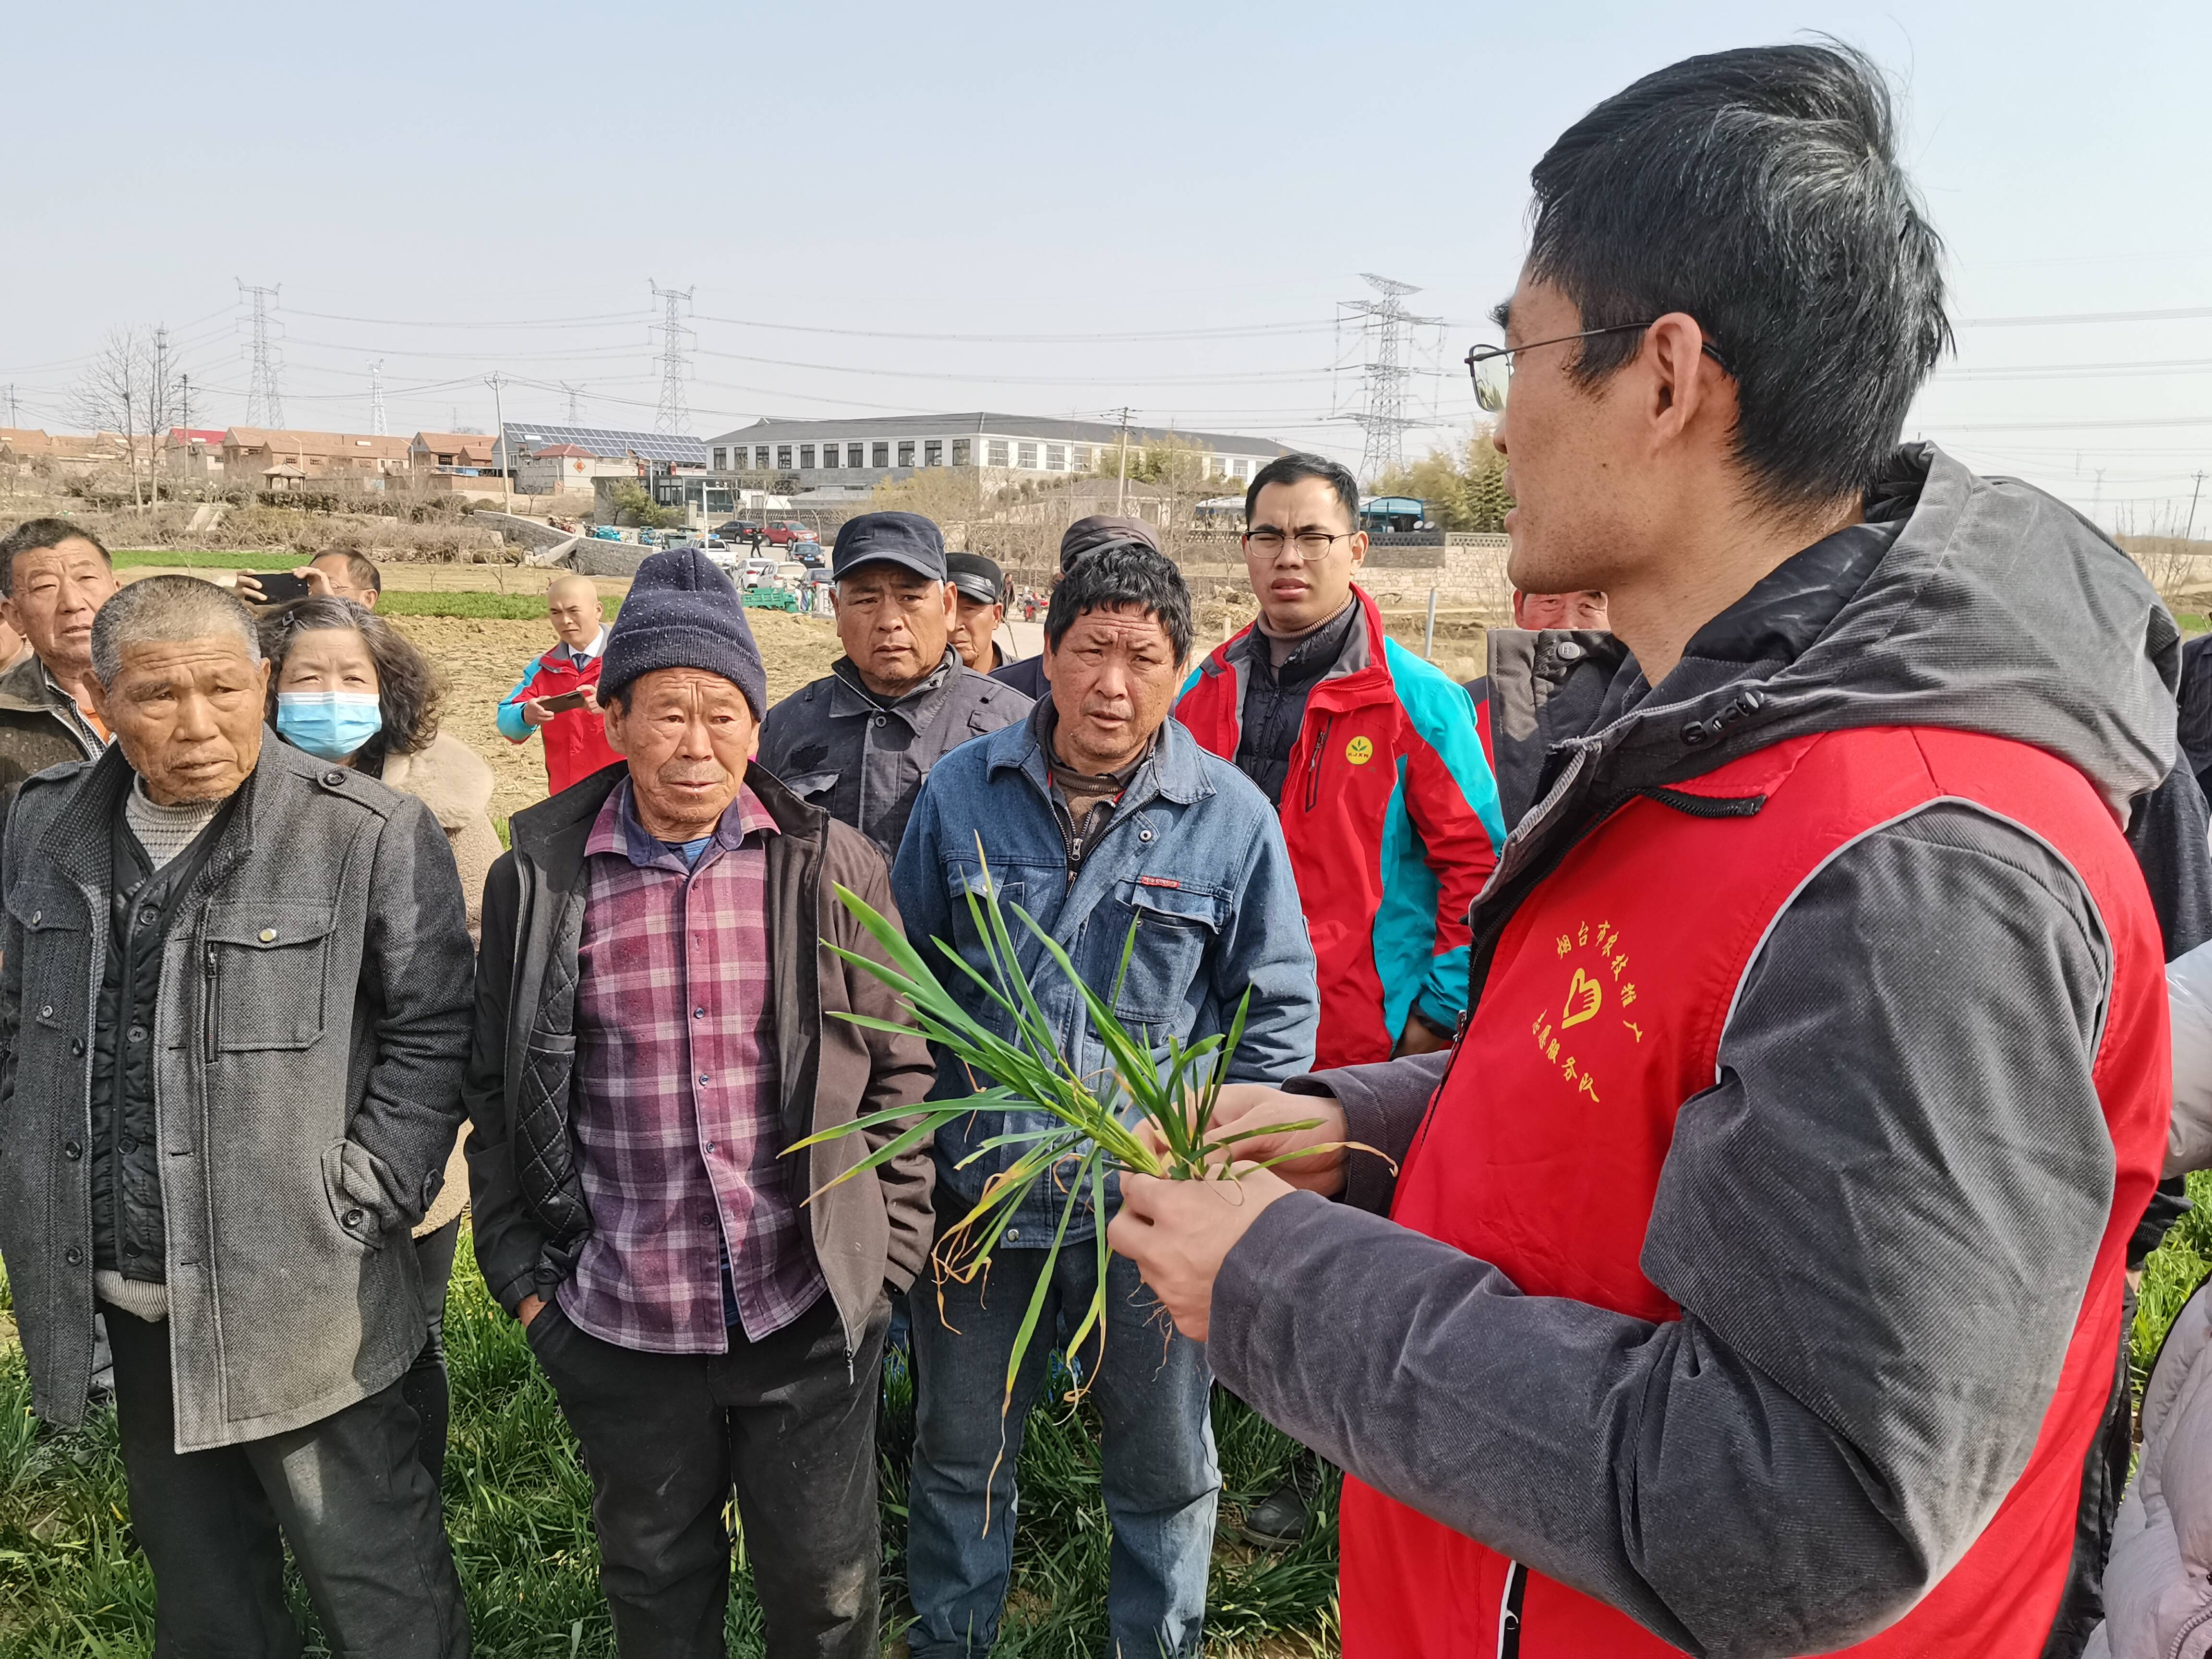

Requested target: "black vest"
[{"left": 89, "top": 805, "right": 228, "bottom": 1280}]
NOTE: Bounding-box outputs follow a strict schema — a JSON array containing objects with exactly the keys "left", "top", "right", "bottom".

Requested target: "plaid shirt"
[{"left": 557, "top": 779, "right": 825, "bottom": 1353}]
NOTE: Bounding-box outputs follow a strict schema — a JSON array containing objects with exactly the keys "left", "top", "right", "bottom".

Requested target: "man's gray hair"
[{"left": 90, "top": 576, "right": 263, "bottom": 685}]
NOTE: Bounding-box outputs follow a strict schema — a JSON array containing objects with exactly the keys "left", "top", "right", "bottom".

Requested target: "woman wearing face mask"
[{"left": 257, "top": 595, "right": 499, "bottom": 1497}]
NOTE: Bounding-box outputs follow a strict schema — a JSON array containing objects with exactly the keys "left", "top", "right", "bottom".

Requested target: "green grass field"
[
  {"left": 0, "top": 1249, "right": 1337, "bottom": 1657},
  {"left": 11, "top": 1168, "right": 2212, "bottom": 1655}
]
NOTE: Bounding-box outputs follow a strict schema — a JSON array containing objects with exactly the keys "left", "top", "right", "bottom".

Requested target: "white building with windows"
[{"left": 702, "top": 413, "right": 1291, "bottom": 492}]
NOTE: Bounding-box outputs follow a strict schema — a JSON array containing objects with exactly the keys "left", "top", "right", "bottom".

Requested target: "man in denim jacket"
[{"left": 891, "top": 542, "right": 1317, "bottom": 1658}]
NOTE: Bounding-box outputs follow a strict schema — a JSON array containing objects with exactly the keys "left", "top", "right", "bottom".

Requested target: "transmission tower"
[
  {"left": 561, "top": 382, "right": 584, "bottom": 424},
  {"left": 1335, "top": 273, "right": 1441, "bottom": 480},
  {"left": 649, "top": 280, "right": 694, "bottom": 436},
  {"left": 369, "top": 360, "right": 387, "bottom": 436},
  {"left": 238, "top": 281, "right": 286, "bottom": 428}
]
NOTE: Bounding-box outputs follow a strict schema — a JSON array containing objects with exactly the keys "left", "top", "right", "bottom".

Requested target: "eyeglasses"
[
  {"left": 1464, "top": 324, "right": 1731, "bottom": 413},
  {"left": 1241, "top": 528, "right": 1357, "bottom": 560}
]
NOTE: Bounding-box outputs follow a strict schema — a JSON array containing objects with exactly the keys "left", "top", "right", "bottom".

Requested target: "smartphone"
[
  {"left": 244, "top": 571, "right": 312, "bottom": 604},
  {"left": 536, "top": 689, "right": 589, "bottom": 713}
]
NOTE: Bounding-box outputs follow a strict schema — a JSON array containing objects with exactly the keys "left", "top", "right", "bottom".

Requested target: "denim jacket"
[{"left": 890, "top": 709, "right": 1318, "bottom": 1246}]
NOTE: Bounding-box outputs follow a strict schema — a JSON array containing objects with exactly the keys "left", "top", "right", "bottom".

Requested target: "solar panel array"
[{"left": 502, "top": 423, "right": 708, "bottom": 465}]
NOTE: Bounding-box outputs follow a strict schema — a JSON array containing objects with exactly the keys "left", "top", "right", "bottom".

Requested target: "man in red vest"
[
  {"left": 1110, "top": 42, "right": 2212, "bottom": 1659},
  {"left": 497, "top": 573, "right": 624, "bottom": 796}
]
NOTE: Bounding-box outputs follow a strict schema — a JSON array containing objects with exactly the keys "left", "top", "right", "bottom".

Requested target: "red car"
[{"left": 762, "top": 521, "right": 820, "bottom": 550}]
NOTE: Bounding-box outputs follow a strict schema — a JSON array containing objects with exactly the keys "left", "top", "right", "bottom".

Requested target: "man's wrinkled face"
[
  {"left": 1041, "top": 605, "right": 1185, "bottom": 774},
  {"left": 90, "top": 635, "right": 269, "bottom": 805},
  {"left": 950, "top": 591, "right": 1005, "bottom": 672},
  {"left": 603, "top": 667, "right": 758, "bottom": 838},
  {"left": 1513, "top": 589, "right": 1610, "bottom": 631},
  {"left": 311, "top": 554, "right": 377, "bottom": 609},
  {"left": 2, "top": 538, "right": 120, "bottom": 677},
  {"left": 1492, "top": 267, "right": 1642, "bottom": 598},
  {"left": 833, "top": 564, "right": 955, "bottom": 695}
]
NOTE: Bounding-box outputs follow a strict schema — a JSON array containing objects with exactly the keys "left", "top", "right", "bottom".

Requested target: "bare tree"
[{"left": 71, "top": 327, "right": 178, "bottom": 511}]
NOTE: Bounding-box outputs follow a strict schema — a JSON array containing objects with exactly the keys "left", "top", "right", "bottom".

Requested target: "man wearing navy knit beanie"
[{"left": 464, "top": 545, "right": 938, "bottom": 1657}]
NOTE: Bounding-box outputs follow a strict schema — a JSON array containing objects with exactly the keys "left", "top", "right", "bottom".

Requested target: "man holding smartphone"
[
  {"left": 496, "top": 573, "right": 622, "bottom": 797},
  {"left": 236, "top": 551, "right": 383, "bottom": 610}
]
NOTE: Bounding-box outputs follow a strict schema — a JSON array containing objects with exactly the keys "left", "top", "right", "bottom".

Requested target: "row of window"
[
  {"left": 707, "top": 438, "right": 1263, "bottom": 482},
  {"left": 705, "top": 438, "right": 1195, "bottom": 474}
]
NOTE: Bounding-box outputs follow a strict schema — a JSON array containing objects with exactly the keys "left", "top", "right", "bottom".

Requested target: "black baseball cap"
[
  {"left": 830, "top": 511, "right": 947, "bottom": 583},
  {"left": 946, "top": 552, "right": 1006, "bottom": 607}
]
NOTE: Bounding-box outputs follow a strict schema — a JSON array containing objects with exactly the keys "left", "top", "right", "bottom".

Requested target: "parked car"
[
  {"left": 762, "top": 521, "right": 820, "bottom": 549},
  {"left": 774, "top": 562, "right": 807, "bottom": 587},
  {"left": 589, "top": 524, "right": 626, "bottom": 541},
  {"left": 795, "top": 543, "right": 827, "bottom": 568},
  {"left": 740, "top": 556, "right": 779, "bottom": 590},
  {"left": 715, "top": 520, "right": 766, "bottom": 548}
]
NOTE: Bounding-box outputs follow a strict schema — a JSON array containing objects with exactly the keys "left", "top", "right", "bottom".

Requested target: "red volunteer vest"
[
  {"left": 1346, "top": 726, "right": 2167, "bottom": 1658},
  {"left": 523, "top": 651, "right": 623, "bottom": 797}
]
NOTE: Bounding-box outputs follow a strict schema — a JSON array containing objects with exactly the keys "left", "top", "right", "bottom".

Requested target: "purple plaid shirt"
[{"left": 557, "top": 779, "right": 826, "bottom": 1353}]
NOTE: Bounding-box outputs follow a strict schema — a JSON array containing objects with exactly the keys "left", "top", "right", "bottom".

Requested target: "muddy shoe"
[{"left": 1239, "top": 1481, "right": 1310, "bottom": 1550}]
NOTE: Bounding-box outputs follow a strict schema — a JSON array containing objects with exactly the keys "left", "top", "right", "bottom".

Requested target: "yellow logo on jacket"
[{"left": 1345, "top": 734, "right": 1375, "bottom": 765}]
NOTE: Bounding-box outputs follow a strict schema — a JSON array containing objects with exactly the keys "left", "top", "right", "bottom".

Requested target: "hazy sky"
[{"left": 4, "top": 0, "right": 2207, "bottom": 530}]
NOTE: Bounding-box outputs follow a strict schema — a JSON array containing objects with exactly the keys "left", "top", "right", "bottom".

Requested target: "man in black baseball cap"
[
  {"left": 946, "top": 552, "right": 1010, "bottom": 674},
  {"left": 759, "top": 511, "right": 1030, "bottom": 855}
]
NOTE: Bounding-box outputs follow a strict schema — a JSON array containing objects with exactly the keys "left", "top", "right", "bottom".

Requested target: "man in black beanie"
[
  {"left": 758, "top": 510, "right": 1028, "bottom": 857},
  {"left": 463, "top": 546, "right": 938, "bottom": 1658}
]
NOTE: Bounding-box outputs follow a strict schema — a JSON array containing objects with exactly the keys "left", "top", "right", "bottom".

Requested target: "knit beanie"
[
  {"left": 600, "top": 548, "right": 769, "bottom": 717},
  {"left": 1060, "top": 514, "right": 1160, "bottom": 571}
]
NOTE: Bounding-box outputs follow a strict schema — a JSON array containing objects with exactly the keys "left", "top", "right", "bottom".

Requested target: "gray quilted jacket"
[{"left": 0, "top": 737, "right": 475, "bottom": 1450}]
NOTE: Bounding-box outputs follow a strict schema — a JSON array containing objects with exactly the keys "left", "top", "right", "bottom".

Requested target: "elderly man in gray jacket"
[{"left": 0, "top": 575, "right": 476, "bottom": 1658}]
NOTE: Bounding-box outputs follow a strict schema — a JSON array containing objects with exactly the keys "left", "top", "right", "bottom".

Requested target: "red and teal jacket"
[
  {"left": 1176, "top": 587, "right": 1505, "bottom": 1070},
  {"left": 496, "top": 637, "right": 623, "bottom": 797}
]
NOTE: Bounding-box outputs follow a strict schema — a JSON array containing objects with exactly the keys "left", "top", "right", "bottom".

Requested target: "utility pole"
[
  {"left": 1335, "top": 273, "right": 1442, "bottom": 481},
  {"left": 486, "top": 372, "right": 512, "bottom": 516},
  {"left": 2187, "top": 470, "right": 2207, "bottom": 544},
  {"left": 238, "top": 280, "right": 285, "bottom": 427},
  {"left": 2094, "top": 469, "right": 2106, "bottom": 528},
  {"left": 1113, "top": 406, "right": 1132, "bottom": 514},
  {"left": 4, "top": 385, "right": 15, "bottom": 428},
  {"left": 148, "top": 323, "right": 168, "bottom": 505},
  {"left": 649, "top": 280, "right": 695, "bottom": 436},
  {"left": 369, "top": 360, "right": 388, "bottom": 437}
]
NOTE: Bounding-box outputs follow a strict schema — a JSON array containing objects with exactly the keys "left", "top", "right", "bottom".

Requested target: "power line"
[
  {"left": 238, "top": 280, "right": 285, "bottom": 427},
  {"left": 688, "top": 311, "right": 1334, "bottom": 345},
  {"left": 649, "top": 280, "right": 694, "bottom": 436},
  {"left": 281, "top": 306, "right": 655, "bottom": 330}
]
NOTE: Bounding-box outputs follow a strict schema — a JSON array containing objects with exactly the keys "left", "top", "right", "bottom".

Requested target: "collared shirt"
[
  {"left": 46, "top": 667, "right": 109, "bottom": 756},
  {"left": 552, "top": 626, "right": 608, "bottom": 668},
  {"left": 560, "top": 778, "right": 825, "bottom": 1353}
]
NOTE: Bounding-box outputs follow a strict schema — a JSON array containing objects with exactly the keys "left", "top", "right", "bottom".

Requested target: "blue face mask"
[{"left": 276, "top": 691, "right": 384, "bottom": 761}]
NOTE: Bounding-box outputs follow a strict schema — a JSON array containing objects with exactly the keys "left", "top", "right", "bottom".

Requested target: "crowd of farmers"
[{"left": 10, "top": 37, "right": 2212, "bottom": 1659}]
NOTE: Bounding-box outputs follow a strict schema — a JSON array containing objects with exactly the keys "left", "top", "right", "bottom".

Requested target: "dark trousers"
[
  {"left": 528, "top": 1289, "right": 890, "bottom": 1659},
  {"left": 405, "top": 1218, "right": 462, "bottom": 1492},
  {"left": 106, "top": 1307, "right": 469, "bottom": 1659}
]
